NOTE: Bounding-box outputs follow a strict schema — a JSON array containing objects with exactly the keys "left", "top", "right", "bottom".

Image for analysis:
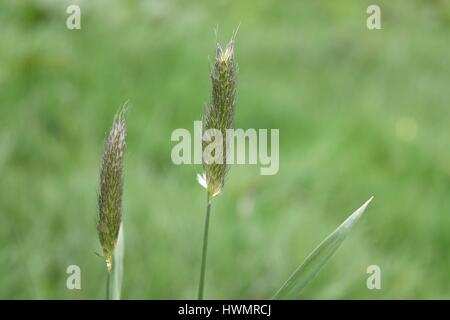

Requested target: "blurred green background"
[{"left": 1, "top": 0, "right": 450, "bottom": 299}]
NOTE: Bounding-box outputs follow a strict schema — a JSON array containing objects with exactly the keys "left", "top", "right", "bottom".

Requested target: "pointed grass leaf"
[
  {"left": 110, "top": 223, "right": 124, "bottom": 300},
  {"left": 272, "top": 197, "right": 373, "bottom": 299}
]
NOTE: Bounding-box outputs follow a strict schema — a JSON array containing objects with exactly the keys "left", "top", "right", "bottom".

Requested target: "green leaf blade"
[
  {"left": 110, "top": 223, "right": 124, "bottom": 300},
  {"left": 272, "top": 197, "right": 373, "bottom": 300}
]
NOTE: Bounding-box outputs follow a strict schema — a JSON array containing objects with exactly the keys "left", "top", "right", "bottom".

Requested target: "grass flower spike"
[
  {"left": 201, "top": 38, "right": 237, "bottom": 202},
  {"left": 197, "top": 35, "right": 237, "bottom": 300},
  {"left": 97, "top": 107, "right": 127, "bottom": 272}
]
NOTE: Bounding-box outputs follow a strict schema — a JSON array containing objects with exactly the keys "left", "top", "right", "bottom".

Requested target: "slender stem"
[
  {"left": 198, "top": 199, "right": 212, "bottom": 300},
  {"left": 106, "top": 271, "right": 111, "bottom": 300}
]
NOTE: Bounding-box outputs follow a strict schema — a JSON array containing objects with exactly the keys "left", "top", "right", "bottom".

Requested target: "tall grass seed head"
[
  {"left": 201, "top": 38, "right": 237, "bottom": 202},
  {"left": 97, "top": 107, "right": 127, "bottom": 272}
]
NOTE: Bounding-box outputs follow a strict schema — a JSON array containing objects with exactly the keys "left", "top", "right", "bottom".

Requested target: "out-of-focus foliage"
[{"left": 0, "top": 0, "right": 449, "bottom": 299}]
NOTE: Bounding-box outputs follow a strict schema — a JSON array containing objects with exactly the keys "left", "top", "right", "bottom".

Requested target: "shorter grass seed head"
[{"left": 97, "top": 107, "right": 127, "bottom": 272}]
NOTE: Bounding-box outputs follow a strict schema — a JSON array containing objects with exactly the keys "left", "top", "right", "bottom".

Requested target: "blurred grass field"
[{"left": 1, "top": 0, "right": 450, "bottom": 299}]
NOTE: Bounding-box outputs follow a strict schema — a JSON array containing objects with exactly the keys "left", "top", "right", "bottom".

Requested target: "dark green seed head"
[{"left": 97, "top": 107, "right": 127, "bottom": 271}]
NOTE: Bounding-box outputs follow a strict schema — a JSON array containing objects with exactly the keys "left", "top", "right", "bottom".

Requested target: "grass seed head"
[
  {"left": 97, "top": 106, "right": 127, "bottom": 272},
  {"left": 202, "top": 37, "right": 237, "bottom": 202}
]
